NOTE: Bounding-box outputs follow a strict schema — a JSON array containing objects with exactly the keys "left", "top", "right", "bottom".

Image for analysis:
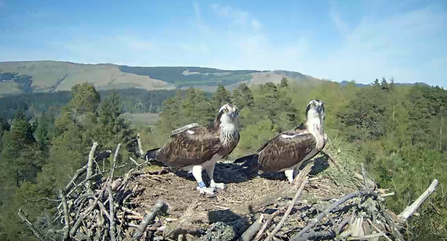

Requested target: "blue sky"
[{"left": 0, "top": 0, "right": 446, "bottom": 87}]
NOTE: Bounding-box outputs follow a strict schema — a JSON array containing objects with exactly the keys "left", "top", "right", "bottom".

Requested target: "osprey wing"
[
  {"left": 257, "top": 131, "right": 316, "bottom": 172},
  {"left": 157, "top": 126, "right": 221, "bottom": 168}
]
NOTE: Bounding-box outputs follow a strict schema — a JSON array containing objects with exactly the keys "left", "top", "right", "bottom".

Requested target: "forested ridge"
[
  {"left": 0, "top": 88, "right": 178, "bottom": 120},
  {"left": 0, "top": 78, "right": 446, "bottom": 240}
]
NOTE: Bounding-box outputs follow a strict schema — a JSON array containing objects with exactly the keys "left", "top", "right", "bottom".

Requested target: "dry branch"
[
  {"left": 136, "top": 133, "right": 145, "bottom": 158},
  {"left": 398, "top": 179, "right": 439, "bottom": 223},
  {"left": 132, "top": 200, "right": 165, "bottom": 240},
  {"left": 254, "top": 211, "right": 279, "bottom": 241},
  {"left": 266, "top": 177, "right": 309, "bottom": 241},
  {"left": 239, "top": 214, "right": 264, "bottom": 241},
  {"left": 108, "top": 186, "right": 116, "bottom": 241},
  {"left": 17, "top": 209, "right": 46, "bottom": 241},
  {"left": 85, "top": 142, "right": 99, "bottom": 192},
  {"left": 59, "top": 190, "right": 70, "bottom": 241},
  {"left": 291, "top": 190, "right": 378, "bottom": 241}
]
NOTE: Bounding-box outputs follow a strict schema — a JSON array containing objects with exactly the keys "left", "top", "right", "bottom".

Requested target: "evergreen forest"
[{"left": 0, "top": 79, "right": 446, "bottom": 240}]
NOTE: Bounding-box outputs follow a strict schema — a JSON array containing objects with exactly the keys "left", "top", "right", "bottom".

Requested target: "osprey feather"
[
  {"left": 235, "top": 99, "right": 327, "bottom": 183},
  {"left": 146, "top": 103, "right": 240, "bottom": 195}
]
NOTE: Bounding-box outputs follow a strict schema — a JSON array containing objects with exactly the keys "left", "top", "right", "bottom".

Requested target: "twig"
[
  {"left": 70, "top": 198, "right": 99, "bottom": 236},
  {"left": 239, "top": 214, "right": 265, "bottom": 241},
  {"left": 63, "top": 164, "right": 87, "bottom": 194},
  {"left": 17, "top": 209, "right": 46, "bottom": 241},
  {"left": 59, "top": 190, "right": 70, "bottom": 241},
  {"left": 367, "top": 219, "right": 392, "bottom": 241},
  {"left": 85, "top": 142, "right": 99, "bottom": 192},
  {"left": 347, "top": 233, "right": 388, "bottom": 240},
  {"left": 129, "top": 157, "right": 140, "bottom": 166},
  {"left": 398, "top": 179, "right": 438, "bottom": 223},
  {"left": 295, "top": 230, "right": 335, "bottom": 241},
  {"left": 108, "top": 186, "right": 116, "bottom": 241},
  {"left": 378, "top": 203, "right": 405, "bottom": 241},
  {"left": 254, "top": 211, "right": 280, "bottom": 241},
  {"left": 266, "top": 177, "right": 309, "bottom": 241},
  {"left": 291, "top": 190, "right": 378, "bottom": 241},
  {"left": 121, "top": 207, "right": 143, "bottom": 217},
  {"left": 132, "top": 200, "right": 165, "bottom": 240}
]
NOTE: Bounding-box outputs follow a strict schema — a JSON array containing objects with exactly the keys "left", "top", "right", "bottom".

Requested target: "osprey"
[
  {"left": 235, "top": 99, "right": 327, "bottom": 183},
  {"left": 146, "top": 103, "right": 240, "bottom": 195}
]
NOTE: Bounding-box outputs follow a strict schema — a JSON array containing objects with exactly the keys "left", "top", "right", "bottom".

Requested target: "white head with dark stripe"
[
  {"left": 305, "top": 99, "right": 326, "bottom": 121},
  {"left": 216, "top": 103, "right": 239, "bottom": 125},
  {"left": 215, "top": 103, "right": 239, "bottom": 143}
]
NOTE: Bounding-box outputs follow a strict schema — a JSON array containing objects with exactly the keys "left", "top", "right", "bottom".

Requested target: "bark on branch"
[
  {"left": 291, "top": 190, "right": 378, "bottom": 241},
  {"left": 132, "top": 200, "right": 165, "bottom": 240},
  {"left": 398, "top": 179, "right": 439, "bottom": 223},
  {"left": 85, "top": 142, "right": 99, "bottom": 192},
  {"left": 17, "top": 209, "right": 46, "bottom": 241},
  {"left": 266, "top": 177, "right": 309, "bottom": 241}
]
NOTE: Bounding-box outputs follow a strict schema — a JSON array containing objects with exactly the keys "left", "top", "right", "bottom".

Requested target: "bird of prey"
[
  {"left": 145, "top": 103, "right": 240, "bottom": 195},
  {"left": 235, "top": 99, "right": 327, "bottom": 183}
]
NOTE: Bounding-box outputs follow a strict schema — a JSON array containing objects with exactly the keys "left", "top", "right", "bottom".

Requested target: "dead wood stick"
[
  {"left": 367, "top": 219, "right": 392, "bottom": 241},
  {"left": 65, "top": 173, "right": 102, "bottom": 197},
  {"left": 129, "top": 157, "right": 140, "bottom": 166},
  {"left": 266, "top": 177, "right": 309, "bottom": 241},
  {"left": 347, "top": 233, "right": 388, "bottom": 240},
  {"left": 136, "top": 133, "right": 145, "bottom": 158},
  {"left": 98, "top": 202, "right": 112, "bottom": 221},
  {"left": 294, "top": 230, "right": 335, "bottom": 241},
  {"left": 121, "top": 207, "right": 143, "bottom": 217},
  {"left": 254, "top": 210, "right": 280, "bottom": 241},
  {"left": 132, "top": 200, "right": 165, "bottom": 240},
  {"left": 59, "top": 190, "right": 70, "bottom": 241},
  {"left": 398, "top": 179, "right": 438, "bottom": 223},
  {"left": 17, "top": 209, "right": 46, "bottom": 241},
  {"left": 70, "top": 198, "right": 99, "bottom": 236},
  {"left": 85, "top": 142, "right": 99, "bottom": 192},
  {"left": 63, "top": 164, "right": 87, "bottom": 194},
  {"left": 107, "top": 186, "right": 116, "bottom": 241},
  {"left": 109, "top": 143, "right": 122, "bottom": 183},
  {"left": 290, "top": 190, "right": 378, "bottom": 241},
  {"left": 379, "top": 203, "right": 405, "bottom": 241},
  {"left": 239, "top": 214, "right": 265, "bottom": 241}
]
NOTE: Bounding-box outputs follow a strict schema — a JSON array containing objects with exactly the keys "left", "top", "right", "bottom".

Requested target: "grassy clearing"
[{"left": 123, "top": 112, "right": 160, "bottom": 127}]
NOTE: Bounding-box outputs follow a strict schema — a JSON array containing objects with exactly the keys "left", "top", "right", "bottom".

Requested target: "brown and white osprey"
[
  {"left": 235, "top": 99, "right": 327, "bottom": 183},
  {"left": 146, "top": 103, "right": 240, "bottom": 195}
]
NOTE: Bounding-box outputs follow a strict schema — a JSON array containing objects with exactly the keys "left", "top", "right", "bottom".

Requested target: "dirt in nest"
[{"left": 126, "top": 156, "right": 361, "bottom": 240}]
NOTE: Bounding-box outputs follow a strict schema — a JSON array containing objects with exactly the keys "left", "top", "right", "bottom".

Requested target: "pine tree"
[
  {"left": 0, "top": 111, "right": 42, "bottom": 187},
  {"left": 231, "top": 83, "right": 254, "bottom": 110},
  {"left": 212, "top": 84, "right": 231, "bottom": 110}
]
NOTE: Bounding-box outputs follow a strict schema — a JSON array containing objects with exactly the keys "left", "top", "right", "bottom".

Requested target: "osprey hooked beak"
[
  {"left": 219, "top": 103, "right": 239, "bottom": 120},
  {"left": 306, "top": 99, "right": 326, "bottom": 119}
]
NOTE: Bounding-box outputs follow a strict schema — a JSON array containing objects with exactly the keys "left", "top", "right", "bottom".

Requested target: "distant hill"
[
  {"left": 0, "top": 61, "right": 320, "bottom": 96},
  {"left": 0, "top": 60, "right": 431, "bottom": 97}
]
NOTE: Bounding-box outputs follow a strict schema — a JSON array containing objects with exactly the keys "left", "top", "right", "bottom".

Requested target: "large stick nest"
[{"left": 18, "top": 140, "right": 438, "bottom": 241}]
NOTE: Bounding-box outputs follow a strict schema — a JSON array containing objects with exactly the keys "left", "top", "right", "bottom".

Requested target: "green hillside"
[{"left": 0, "top": 61, "right": 319, "bottom": 96}]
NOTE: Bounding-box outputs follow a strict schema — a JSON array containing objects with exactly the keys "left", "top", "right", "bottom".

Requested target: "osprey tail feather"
[
  {"left": 145, "top": 147, "right": 160, "bottom": 160},
  {"left": 234, "top": 154, "right": 261, "bottom": 170}
]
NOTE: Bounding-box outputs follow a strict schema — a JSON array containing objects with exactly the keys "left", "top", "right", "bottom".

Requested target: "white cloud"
[
  {"left": 211, "top": 4, "right": 259, "bottom": 31},
  {"left": 329, "top": 0, "right": 349, "bottom": 35}
]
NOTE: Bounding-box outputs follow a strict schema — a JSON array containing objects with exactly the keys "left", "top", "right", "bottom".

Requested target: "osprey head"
[
  {"left": 305, "top": 99, "right": 326, "bottom": 120},
  {"left": 218, "top": 103, "right": 239, "bottom": 123}
]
